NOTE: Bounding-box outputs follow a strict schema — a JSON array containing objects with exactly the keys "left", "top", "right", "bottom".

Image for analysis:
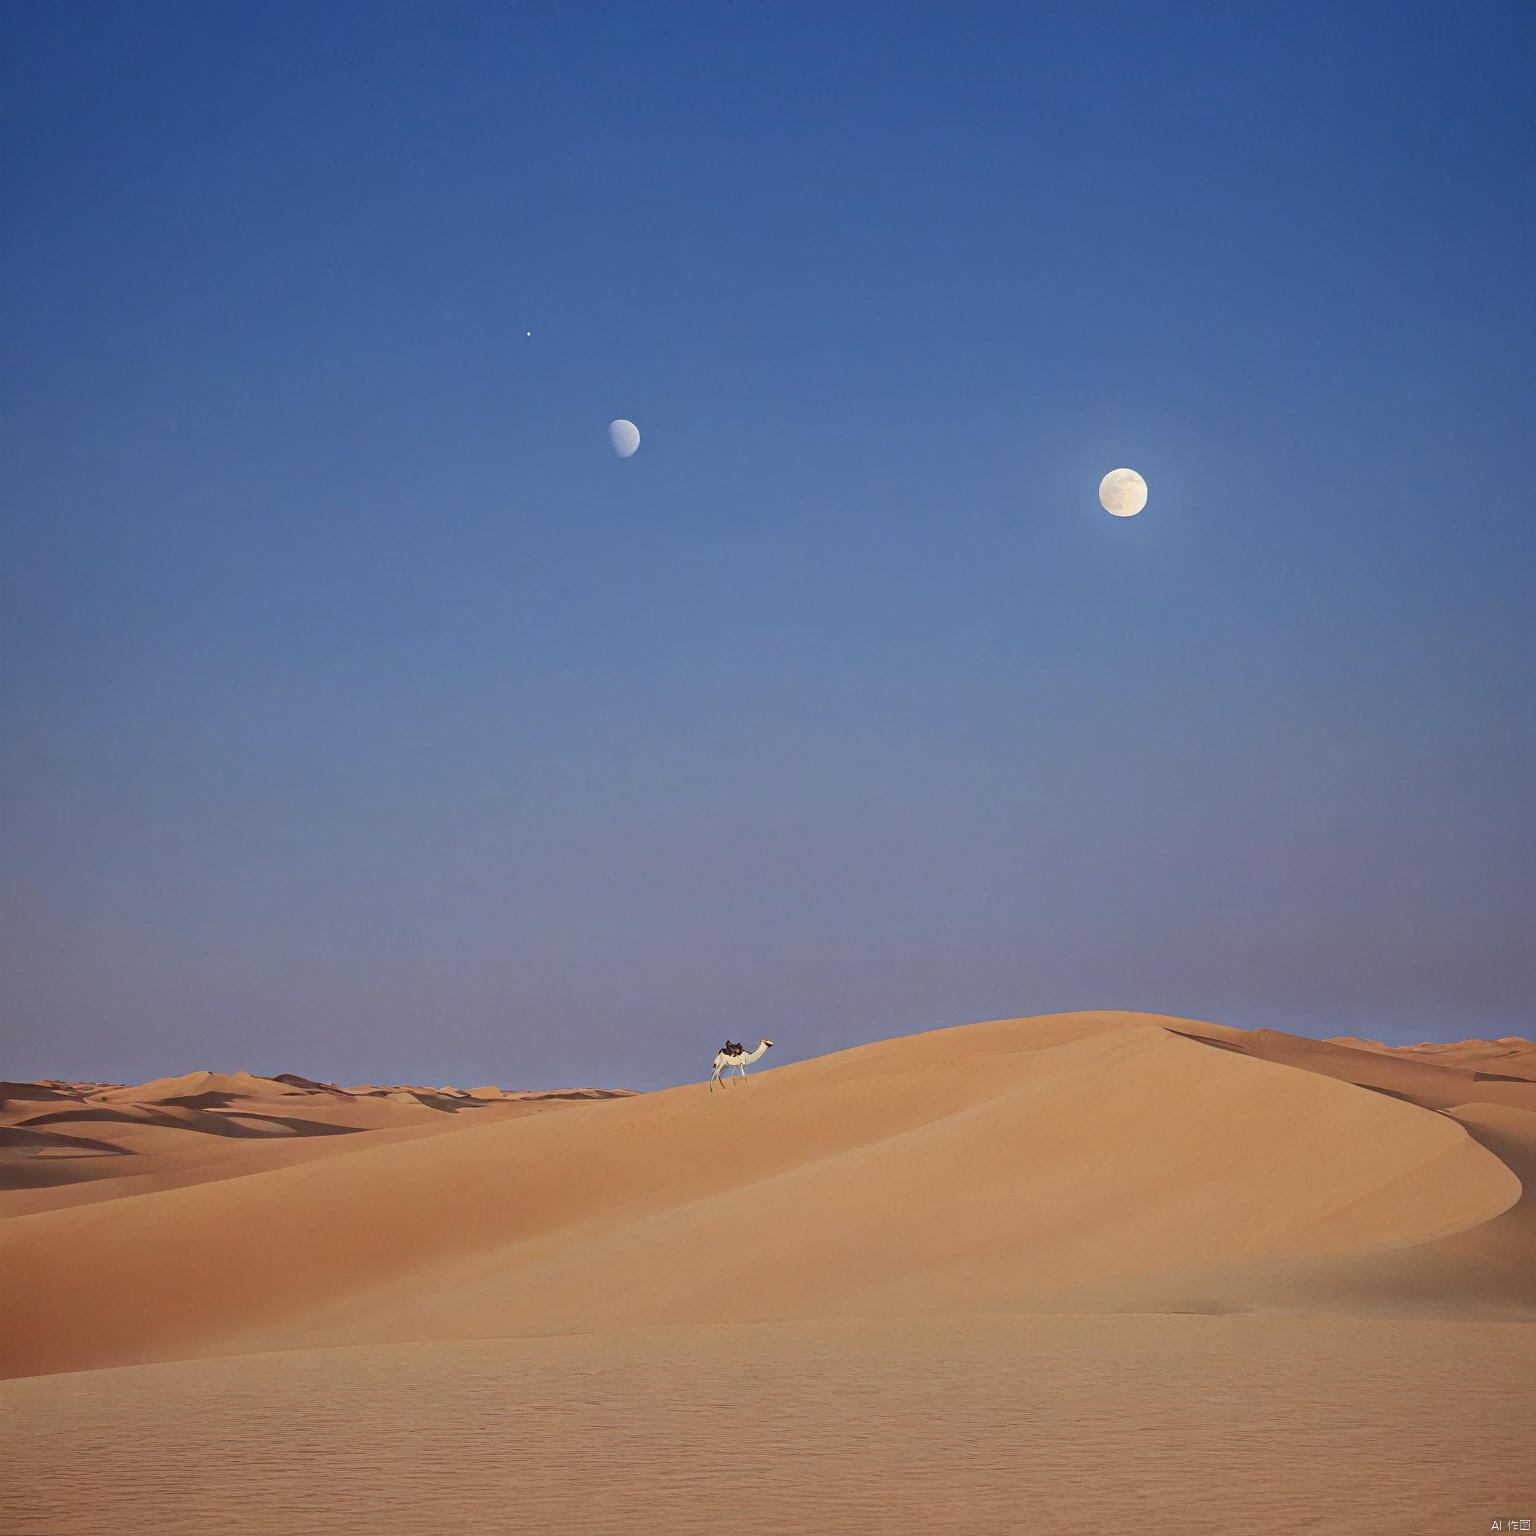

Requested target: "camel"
[{"left": 711, "top": 1038, "right": 774, "bottom": 1090}]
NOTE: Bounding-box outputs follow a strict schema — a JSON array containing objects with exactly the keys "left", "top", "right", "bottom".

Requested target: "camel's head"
[{"left": 762, "top": 1039, "right": 775, "bottom": 1050}]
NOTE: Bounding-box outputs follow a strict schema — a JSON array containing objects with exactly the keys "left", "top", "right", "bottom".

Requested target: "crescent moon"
[
  {"left": 609, "top": 419, "right": 640, "bottom": 458},
  {"left": 1098, "top": 468, "right": 1148, "bottom": 517}
]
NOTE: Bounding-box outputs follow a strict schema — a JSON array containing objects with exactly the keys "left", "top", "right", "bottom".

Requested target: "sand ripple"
[{"left": 4, "top": 1315, "right": 1532, "bottom": 1536}]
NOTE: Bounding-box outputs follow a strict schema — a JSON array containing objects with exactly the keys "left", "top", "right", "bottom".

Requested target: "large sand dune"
[
  {"left": 3, "top": 1012, "right": 1533, "bottom": 1533},
  {"left": 3, "top": 1011, "right": 1532, "bottom": 1378}
]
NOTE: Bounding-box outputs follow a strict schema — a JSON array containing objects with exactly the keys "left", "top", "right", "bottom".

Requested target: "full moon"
[
  {"left": 1098, "top": 467, "right": 1148, "bottom": 517},
  {"left": 609, "top": 419, "right": 641, "bottom": 458}
]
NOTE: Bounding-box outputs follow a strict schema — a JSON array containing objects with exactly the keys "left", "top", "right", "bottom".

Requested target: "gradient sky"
[{"left": 3, "top": 1, "right": 1533, "bottom": 1089}]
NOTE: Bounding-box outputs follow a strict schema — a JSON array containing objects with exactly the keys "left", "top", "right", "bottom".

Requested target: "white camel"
[{"left": 711, "top": 1038, "right": 774, "bottom": 1090}]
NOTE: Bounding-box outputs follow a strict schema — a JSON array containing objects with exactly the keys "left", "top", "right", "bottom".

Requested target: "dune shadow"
[
  {"left": 1354, "top": 1083, "right": 1437, "bottom": 1108},
  {"left": 0, "top": 1126, "right": 136, "bottom": 1192},
  {"left": 15, "top": 1107, "right": 363, "bottom": 1140},
  {"left": 1166, "top": 1030, "right": 1249, "bottom": 1056},
  {"left": 0, "top": 1125, "right": 132, "bottom": 1155}
]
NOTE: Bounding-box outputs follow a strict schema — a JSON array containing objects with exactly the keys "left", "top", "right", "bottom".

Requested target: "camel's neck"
[{"left": 739, "top": 1041, "right": 769, "bottom": 1064}]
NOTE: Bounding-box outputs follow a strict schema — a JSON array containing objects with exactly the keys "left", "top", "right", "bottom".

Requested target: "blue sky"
[{"left": 3, "top": 1, "right": 1532, "bottom": 1087}]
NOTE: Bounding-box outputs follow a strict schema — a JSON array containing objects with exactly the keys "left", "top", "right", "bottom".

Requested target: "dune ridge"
[{"left": 3, "top": 1011, "right": 1532, "bottom": 1382}]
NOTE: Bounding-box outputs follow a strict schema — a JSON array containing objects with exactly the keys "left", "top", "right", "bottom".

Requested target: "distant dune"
[
  {"left": 3, "top": 1012, "right": 1533, "bottom": 1534},
  {"left": 0, "top": 1070, "right": 635, "bottom": 1220}
]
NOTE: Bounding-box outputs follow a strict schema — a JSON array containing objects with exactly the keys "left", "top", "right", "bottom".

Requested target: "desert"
[
  {"left": 3, "top": 1011, "right": 1533, "bottom": 1534},
  {"left": 7, "top": 4, "right": 1534, "bottom": 1531}
]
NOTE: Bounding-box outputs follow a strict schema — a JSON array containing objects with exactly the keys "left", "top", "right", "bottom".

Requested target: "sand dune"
[
  {"left": 3, "top": 1011, "right": 1531, "bottom": 1379},
  {"left": 4, "top": 1011, "right": 1533, "bottom": 1533},
  {"left": 0, "top": 1069, "right": 634, "bottom": 1216},
  {"left": 1331, "top": 1034, "right": 1536, "bottom": 1079}
]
